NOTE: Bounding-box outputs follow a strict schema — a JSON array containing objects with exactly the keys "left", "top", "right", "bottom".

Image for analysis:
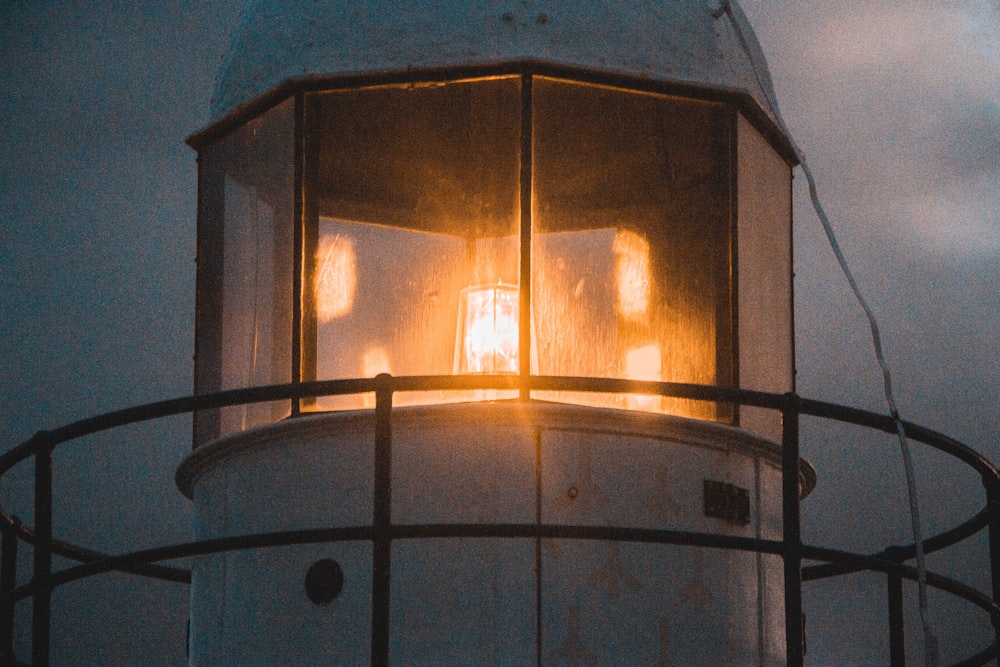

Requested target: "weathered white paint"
[
  {"left": 212, "top": 0, "right": 779, "bottom": 124},
  {"left": 178, "top": 402, "right": 814, "bottom": 665}
]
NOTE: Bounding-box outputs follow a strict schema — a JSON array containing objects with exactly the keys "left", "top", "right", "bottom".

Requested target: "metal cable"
[{"left": 714, "top": 2, "right": 939, "bottom": 663}]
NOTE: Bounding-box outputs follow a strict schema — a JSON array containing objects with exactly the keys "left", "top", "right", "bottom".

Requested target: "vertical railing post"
[
  {"left": 781, "top": 393, "right": 804, "bottom": 666},
  {"left": 372, "top": 376, "right": 393, "bottom": 667},
  {"left": 983, "top": 477, "right": 1000, "bottom": 665},
  {"left": 885, "top": 546, "right": 906, "bottom": 667},
  {"left": 31, "top": 431, "right": 53, "bottom": 667},
  {"left": 0, "top": 514, "right": 19, "bottom": 667}
]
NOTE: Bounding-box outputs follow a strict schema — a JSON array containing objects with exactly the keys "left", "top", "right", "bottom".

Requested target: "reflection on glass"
[
  {"left": 311, "top": 219, "right": 466, "bottom": 410},
  {"left": 298, "top": 76, "right": 731, "bottom": 419},
  {"left": 304, "top": 77, "right": 521, "bottom": 410},
  {"left": 614, "top": 230, "right": 651, "bottom": 320},
  {"left": 309, "top": 220, "right": 522, "bottom": 409},
  {"left": 532, "top": 77, "right": 732, "bottom": 421},
  {"left": 197, "top": 98, "right": 294, "bottom": 443},
  {"left": 315, "top": 235, "right": 356, "bottom": 322},
  {"left": 362, "top": 346, "right": 391, "bottom": 377}
]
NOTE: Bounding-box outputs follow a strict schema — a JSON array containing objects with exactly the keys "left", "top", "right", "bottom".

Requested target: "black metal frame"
[
  {"left": 186, "top": 62, "right": 799, "bottom": 166},
  {"left": 2, "top": 375, "right": 999, "bottom": 666}
]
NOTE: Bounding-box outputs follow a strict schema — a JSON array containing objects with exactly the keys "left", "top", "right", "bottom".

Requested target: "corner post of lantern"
[
  {"left": 781, "top": 393, "right": 804, "bottom": 666},
  {"left": 290, "top": 89, "right": 307, "bottom": 418},
  {"left": 31, "top": 430, "right": 54, "bottom": 667},
  {"left": 518, "top": 72, "right": 533, "bottom": 401}
]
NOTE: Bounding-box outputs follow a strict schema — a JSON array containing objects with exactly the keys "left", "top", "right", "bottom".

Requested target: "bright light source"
[
  {"left": 624, "top": 343, "right": 662, "bottom": 410},
  {"left": 456, "top": 283, "right": 519, "bottom": 374},
  {"left": 624, "top": 343, "right": 662, "bottom": 381}
]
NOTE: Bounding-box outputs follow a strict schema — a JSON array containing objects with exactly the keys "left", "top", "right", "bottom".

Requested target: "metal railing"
[{"left": 1, "top": 374, "right": 998, "bottom": 666}]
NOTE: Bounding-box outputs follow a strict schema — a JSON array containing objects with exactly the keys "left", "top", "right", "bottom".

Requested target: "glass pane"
[
  {"left": 532, "top": 78, "right": 732, "bottom": 420},
  {"left": 736, "top": 113, "right": 792, "bottom": 440},
  {"left": 304, "top": 77, "right": 521, "bottom": 410},
  {"left": 195, "top": 99, "right": 295, "bottom": 443}
]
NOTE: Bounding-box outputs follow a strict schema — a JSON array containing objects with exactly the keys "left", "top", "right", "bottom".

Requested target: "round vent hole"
[{"left": 305, "top": 558, "right": 344, "bottom": 605}]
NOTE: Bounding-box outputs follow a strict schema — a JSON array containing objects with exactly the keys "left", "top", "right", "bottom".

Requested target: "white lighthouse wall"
[
  {"left": 188, "top": 419, "right": 376, "bottom": 664},
  {"left": 179, "top": 403, "right": 806, "bottom": 665},
  {"left": 761, "top": 459, "right": 789, "bottom": 661},
  {"left": 389, "top": 416, "right": 539, "bottom": 662},
  {"left": 392, "top": 419, "right": 536, "bottom": 525},
  {"left": 390, "top": 538, "right": 536, "bottom": 664},
  {"left": 540, "top": 429, "right": 763, "bottom": 664}
]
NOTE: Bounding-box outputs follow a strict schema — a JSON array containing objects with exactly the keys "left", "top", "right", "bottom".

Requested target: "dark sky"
[{"left": 1, "top": 1, "right": 997, "bottom": 664}]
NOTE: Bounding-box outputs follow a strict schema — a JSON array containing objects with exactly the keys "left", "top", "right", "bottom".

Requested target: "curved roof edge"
[{"left": 207, "top": 0, "right": 782, "bottom": 128}]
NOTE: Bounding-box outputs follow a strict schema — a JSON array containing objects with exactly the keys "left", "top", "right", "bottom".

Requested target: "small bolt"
[{"left": 567, "top": 486, "right": 578, "bottom": 500}]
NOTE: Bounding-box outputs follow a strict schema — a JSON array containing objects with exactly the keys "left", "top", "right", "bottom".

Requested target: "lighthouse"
[
  {"left": 3, "top": 2, "right": 998, "bottom": 666},
  {"left": 178, "top": 1, "right": 808, "bottom": 664}
]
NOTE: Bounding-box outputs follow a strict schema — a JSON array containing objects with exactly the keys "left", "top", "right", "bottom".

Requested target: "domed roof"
[{"left": 212, "top": 0, "right": 779, "bottom": 124}]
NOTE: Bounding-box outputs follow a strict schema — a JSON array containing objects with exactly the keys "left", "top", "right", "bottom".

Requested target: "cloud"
[
  {"left": 770, "top": 3, "right": 1000, "bottom": 256},
  {"left": 898, "top": 180, "right": 999, "bottom": 254},
  {"left": 808, "top": 4, "right": 997, "bottom": 86}
]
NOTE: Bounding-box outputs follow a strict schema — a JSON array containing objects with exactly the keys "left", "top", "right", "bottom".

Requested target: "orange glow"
[
  {"left": 457, "top": 283, "right": 519, "bottom": 374},
  {"left": 315, "top": 235, "right": 356, "bottom": 322},
  {"left": 624, "top": 343, "right": 662, "bottom": 381},
  {"left": 624, "top": 343, "right": 662, "bottom": 410},
  {"left": 614, "top": 230, "right": 651, "bottom": 320},
  {"left": 362, "top": 346, "right": 391, "bottom": 377},
  {"left": 361, "top": 346, "right": 391, "bottom": 408}
]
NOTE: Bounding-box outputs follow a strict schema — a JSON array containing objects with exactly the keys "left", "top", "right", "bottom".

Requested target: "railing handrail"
[
  {"left": 2, "top": 374, "right": 998, "bottom": 667},
  {"left": 4, "top": 523, "right": 999, "bottom": 616},
  {"left": 4, "top": 375, "right": 996, "bottom": 478},
  {"left": 3, "top": 376, "right": 994, "bottom": 569}
]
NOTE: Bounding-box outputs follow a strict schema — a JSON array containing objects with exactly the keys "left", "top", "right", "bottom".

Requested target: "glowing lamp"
[{"left": 455, "top": 283, "right": 520, "bottom": 374}]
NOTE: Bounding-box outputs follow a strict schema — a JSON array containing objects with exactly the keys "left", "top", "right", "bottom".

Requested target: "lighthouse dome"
[{"left": 212, "top": 0, "right": 779, "bottom": 123}]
